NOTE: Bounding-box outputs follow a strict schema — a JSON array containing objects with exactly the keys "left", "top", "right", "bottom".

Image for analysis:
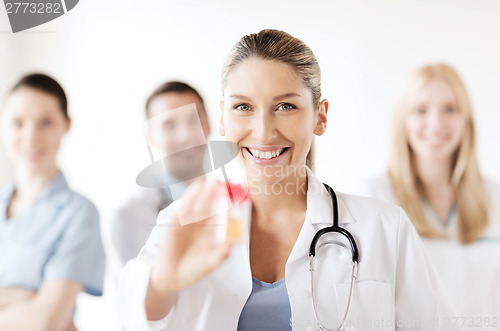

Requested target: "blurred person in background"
[
  {"left": 109, "top": 81, "right": 211, "bottom": 275},
  {"left": 360, "top": 63, "right": 500, "bottom": 328},
  {"left": 0, "top": 73, "right": 106, "bottom": 331}
]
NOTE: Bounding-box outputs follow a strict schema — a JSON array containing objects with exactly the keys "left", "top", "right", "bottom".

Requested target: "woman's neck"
[
  {"left": 14, "top": 166, "right": 59, "bottom": 201},
  {"left": 248, "top": 172, "right": 308, "bottom": 225},
  {"left": 414, "top": 156, "right": 453, "bottom": 188},
  {"left": 414, "top": 156, "right": 455, "bottom": 222}
]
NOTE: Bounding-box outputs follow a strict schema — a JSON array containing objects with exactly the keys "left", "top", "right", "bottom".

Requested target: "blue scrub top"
[
  {"left": 237, "top": 277, "right": 292, "bottom": 331},
  {"left": 0, "top": 172, "right": 105, "bottom": 296}
]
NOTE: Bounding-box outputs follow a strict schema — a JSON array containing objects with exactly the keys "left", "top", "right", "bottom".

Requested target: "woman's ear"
[
  {"left": 64, "top": 118, "right": 72, "bottom": 134},
  {"left": 313, "top": 99, "right": 329, "bottom": 136},
  {"left": 219, "top": 100, "right": 225, "bottom": 136}
]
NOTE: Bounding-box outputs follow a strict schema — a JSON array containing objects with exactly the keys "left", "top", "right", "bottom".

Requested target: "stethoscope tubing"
[{"left": 308, "top": 183, "right": 360, "bottom": 331}]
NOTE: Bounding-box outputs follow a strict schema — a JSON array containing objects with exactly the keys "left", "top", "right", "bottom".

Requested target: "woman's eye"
[
  {"left": 12, "top": 119, "right": 22, "bottom": 128},
  {"left": 416, "top": 108, "right": 426, "bottom": 114},
  {"left": 444, "top": 105, "right": 456, "bottom": 113},
  {"left": 277, "top": 103, "right": 296, "bottom": 111},
  {"left": 235, "top": 104, "right": 251, "bottom": 111},
  {"left": 41, "top": 119, "right": 53, "bottom": 127}
]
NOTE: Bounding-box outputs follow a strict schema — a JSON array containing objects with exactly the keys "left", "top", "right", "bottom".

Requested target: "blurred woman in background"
[
  {"left": 0, "top": 73, "right": 106, "bottom": 331},
  {"left": 361, "top": 63, "right": 500, "bottom": 328}
]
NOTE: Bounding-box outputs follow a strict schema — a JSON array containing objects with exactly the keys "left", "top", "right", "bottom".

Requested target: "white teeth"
[{"left": 248, "top": 148, "right": 286, "bottom": 159}]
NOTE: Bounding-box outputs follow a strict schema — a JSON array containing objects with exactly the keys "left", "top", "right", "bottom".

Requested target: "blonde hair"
[
  {"left": 388, "top": 63, "right": 488, "bottom": 243},
  {"left": 221, "top": 29, "right": 321, "bottom": 171}
]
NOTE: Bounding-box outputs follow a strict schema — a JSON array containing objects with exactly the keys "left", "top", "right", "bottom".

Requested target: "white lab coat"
[
  {"left": 118, "top": 168, "right": 461, "bottom": 331},
  {"left": 358, "top": 175, "right": 500, "bottom": 330}
]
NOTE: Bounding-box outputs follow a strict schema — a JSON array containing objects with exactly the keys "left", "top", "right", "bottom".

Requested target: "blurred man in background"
[{"left": 110, "top": 81, "right": 211, "bottom": 272}]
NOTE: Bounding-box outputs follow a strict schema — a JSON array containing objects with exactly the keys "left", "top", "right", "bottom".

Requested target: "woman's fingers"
[
  {"left": 158, "top": 237, "right": 231, "bottom": 292},
  {"left": 176, "top": 178, "right": 216, "bottom": 226},
  {"left": 178, "top": 241, "right": 232, "bottom": 289},
  {"left": 204, "top": 242, "right": 232, "bottom": 271},
  {"left": 155, "top": 178, "right": 233, "bottom": 292}
]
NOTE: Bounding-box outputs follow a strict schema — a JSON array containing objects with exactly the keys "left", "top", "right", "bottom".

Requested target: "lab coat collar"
[
  {"left": 305, "top": 167, "right": 356, "bottom": 226},
  {"left": 286, "top": 168, "right": 356, "bottom": 266}
]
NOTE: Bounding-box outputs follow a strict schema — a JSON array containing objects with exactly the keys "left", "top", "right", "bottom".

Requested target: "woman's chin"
[{"left": 17, "top": 160, "right": 54, "bottom": 176}]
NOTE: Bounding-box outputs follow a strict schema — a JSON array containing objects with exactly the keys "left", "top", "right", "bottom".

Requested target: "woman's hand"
[{"left": 146, "top": 178, "right": 232, "bottom": 320}]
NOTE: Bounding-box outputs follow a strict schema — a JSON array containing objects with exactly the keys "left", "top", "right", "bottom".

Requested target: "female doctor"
[{"left": 119, "top": 30, "right": 461, "bottom": 331}]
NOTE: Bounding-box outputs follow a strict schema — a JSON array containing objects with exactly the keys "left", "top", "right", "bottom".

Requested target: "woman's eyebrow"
[
  {"left": 228, "top": 93, "right": 302, "bottom": 101},
  {"left": 273, "top": 93, "right": 301, "bottom": 101},
  {"left": 228, "top": 94, "right": 252, "bottom": 100}
]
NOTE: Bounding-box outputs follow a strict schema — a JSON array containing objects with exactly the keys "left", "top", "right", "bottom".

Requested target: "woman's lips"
[{"left": 243, "top": 146, "right": 290, "bottom": 165}]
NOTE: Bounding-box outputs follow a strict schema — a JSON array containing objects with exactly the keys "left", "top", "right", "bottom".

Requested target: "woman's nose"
[
  {"left": 426, "top": 108, "right": 446, "bottom": 131},
  {"left": 251, "top": 110, "right": 277, "bottom": 143},
  {"left": 23, "top": 123, "right": 39, "bottom": 146}
]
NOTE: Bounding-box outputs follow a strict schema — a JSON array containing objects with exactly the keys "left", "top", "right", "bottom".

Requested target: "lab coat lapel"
[
  {"left": 287, "top": 168, "right": 356, "bottom": 266},
  {"left": 286, "top": 213, "right": 318, "bottom": 266}
]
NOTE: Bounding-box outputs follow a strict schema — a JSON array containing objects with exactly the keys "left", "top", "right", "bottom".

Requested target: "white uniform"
[
  {"left": 118, "top": 168, "right": 463, "bottom": 331},
  {"left": 359, "top": 174, "right": 500, "bottom": 330}
]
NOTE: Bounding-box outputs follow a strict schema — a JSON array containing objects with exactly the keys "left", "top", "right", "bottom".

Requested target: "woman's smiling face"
[
  {"left": 220, "top": 57, "right": 327, "bottom": 185},
  {"left": 2, "top": 87, "right": 70, "bottom": 175},
  {"left": 406, "top": 79, "right": 465, "bottom": 163}
]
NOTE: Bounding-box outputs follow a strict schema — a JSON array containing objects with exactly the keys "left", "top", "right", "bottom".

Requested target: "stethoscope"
[{"left": 308, "top": 183, "right": 360, "bottom": 331}]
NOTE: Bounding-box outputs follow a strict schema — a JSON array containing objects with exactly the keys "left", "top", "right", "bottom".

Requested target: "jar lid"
[{"left": 213, "top": 180, "right": 251, "bottom": 203}]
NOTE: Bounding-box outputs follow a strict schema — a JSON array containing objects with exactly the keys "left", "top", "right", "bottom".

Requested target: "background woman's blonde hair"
[
  {"left": 221, "top": 29, "right": 321, "bottom": 171},
  {"left": 388, "top": 63, "right": 488, "bottom": 243}
]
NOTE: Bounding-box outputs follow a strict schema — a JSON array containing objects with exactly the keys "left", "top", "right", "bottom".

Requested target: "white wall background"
[{"left": 1, "top": 0, "right": 499, "bottom": 329}]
